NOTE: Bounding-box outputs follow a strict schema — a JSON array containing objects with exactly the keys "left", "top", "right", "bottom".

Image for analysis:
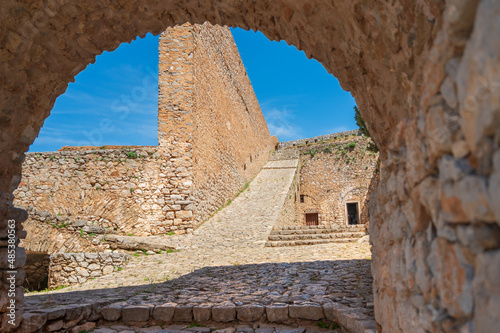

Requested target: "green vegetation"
[
  {"left": 323, "top": 147, "right": 332, "bottom": 154},
  {"left": 166, "top": 231, "right": 175, "bottom": 236},
  {"left": 188, "top": 323, "right": 205, "bottom": 328},
  {"left": 29, "top": 284, "right": 69, "bottom": 294},
  {"left": 316, "top": 321, "right": 340, "bottom": 330},
  {"left": 117, "top": 267, "right": 123, "bottom": 272},
  {"left": 126, "top": 151, "right": 137, "bottom": 159},
  {"left": 354, "top": 106, "right": 378, "bottom": 152},
  {"left": 308, "top": 149, "right": 317, "bottom": 157}
]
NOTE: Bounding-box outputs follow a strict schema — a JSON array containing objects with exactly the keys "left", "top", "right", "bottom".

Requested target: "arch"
[{"left": 1, "top": 1, "right": 499, "bottom": 332}]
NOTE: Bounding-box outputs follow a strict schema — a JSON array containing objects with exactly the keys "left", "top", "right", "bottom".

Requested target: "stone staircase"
[{"left": 265, "top": 224, "right": 367, "bottom": 247}]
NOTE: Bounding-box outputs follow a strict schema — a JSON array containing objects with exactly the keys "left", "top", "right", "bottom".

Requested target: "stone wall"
[
  {"left": 296, "top": 137, "right": 378, "bottom": 226},
  {"left": 23, "top": 252, "right": 49, "bottom": 291},
  {"left": 158, "top": 23, "right": 272, "bottom": 228},
  {"left": 191, "top": 23, "right": 273, "bottom": 226},
  {"left": 14, "top": 23, "right": 271, "bottom": 238},
  {"left": 14, "top": 148, "right": 175, "bottom": 236},
  {"left": 48, "top": 253, "right": 130, "bottom": 289},
  {"left": 278, "top": 130, "right": 361, "bottom": 150},
  {"left": 1, "top": 1, "right": 500, "bottom": 332},
  {"left": 20, "top": 206, "right": 109, "bottom": 254}
]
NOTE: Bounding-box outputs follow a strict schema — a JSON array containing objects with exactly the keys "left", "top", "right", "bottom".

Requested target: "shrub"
[{"left": 126, "top": 151, "right": 137, "bottom": 159}]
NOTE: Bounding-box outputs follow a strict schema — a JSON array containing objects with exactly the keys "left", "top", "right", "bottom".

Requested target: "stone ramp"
[
  {"left": 266, "top": 225, "right": 367, "bottom": 247},
  {"left": 189, "top": 159, "right": 299, "bottom": 249}
]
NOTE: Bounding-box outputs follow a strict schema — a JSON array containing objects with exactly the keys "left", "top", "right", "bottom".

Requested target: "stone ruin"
[{"left": 1, "top": 1, "right": 499, "bottom": 332}]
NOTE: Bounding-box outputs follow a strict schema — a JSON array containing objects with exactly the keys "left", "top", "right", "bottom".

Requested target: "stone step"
[
  {"left": 21, "top": 300, "right": 376, "bottom": 333},
  {"left": 265, "top": 238, "right": 362, "bottom": 247},
  {"left": 270, "top": 227, "right": 365, "bottom": 236},
  {"left": 268, "top": 232, "right": 366, "bottom": 241},
  {"left": 276, "top": 224, "right": 365, "bottom": 231}
]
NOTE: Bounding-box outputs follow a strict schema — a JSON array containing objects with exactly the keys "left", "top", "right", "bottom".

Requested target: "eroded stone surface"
[{"left": 1, "top": 0, "right": 500, "bottom": 332}]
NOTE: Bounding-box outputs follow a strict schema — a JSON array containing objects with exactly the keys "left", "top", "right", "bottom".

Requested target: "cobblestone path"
[{"left": 25, "top": 159, "right": 375, "bottom": 332}]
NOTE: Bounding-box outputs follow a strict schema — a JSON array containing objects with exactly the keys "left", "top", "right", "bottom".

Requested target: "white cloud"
[{"left": 262, "top": 105, "right": 303, "bottom": 141}]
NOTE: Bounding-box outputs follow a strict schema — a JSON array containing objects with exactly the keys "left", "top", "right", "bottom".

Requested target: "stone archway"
[{"left": 1, "top": 0, "right": 499, "bottom": 331}]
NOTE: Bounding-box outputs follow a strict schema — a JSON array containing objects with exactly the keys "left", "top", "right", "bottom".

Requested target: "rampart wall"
[
  {"left": 14, "top": 23, "right": 272, "bottom": 240},
  {"left": 190, "top": 23, "right": 272, "bottom": 225},
  {"left": 278, "top": 130, "right": 361, "bottom": 150}
]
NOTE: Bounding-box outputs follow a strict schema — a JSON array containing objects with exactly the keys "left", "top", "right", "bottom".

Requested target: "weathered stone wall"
[
  {"left": 295, "top": 138, "right": 378, "bottom": 226},
  {"left": 23, "top": 252, "right": 49, "bottom": 291},
  {"left": 159, "top": 23, "right": 272, "bottom": 227},
  {"left": 20, "top": 206, "right": 111, "bottom": 254},
  {"left": 369, "top": 1, "right": 500, "bottom": 331},
  {"left": 48, "top": 253, "right": 129, "bottom": 289},
  {"left": 13, "top": 148, "right": 177, "bottom": 236},
  {"left": 1, "top": 1, "right": 500, "bottom": 332},
  {"left": 279, "top": 130, "right": 361, "bottom": 150}
]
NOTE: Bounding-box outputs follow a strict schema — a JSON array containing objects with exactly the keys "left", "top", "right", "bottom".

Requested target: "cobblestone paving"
[{"left": 25, "top": 159, "right": 374, "bottom": 331}]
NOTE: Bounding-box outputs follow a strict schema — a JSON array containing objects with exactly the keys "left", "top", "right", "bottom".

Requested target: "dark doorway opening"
[
  {"left": 347, "top": 202, "right": 359, "bottom": 225},
  {"left": 305, "top": 213, "right": 319, "bottom": 226}
]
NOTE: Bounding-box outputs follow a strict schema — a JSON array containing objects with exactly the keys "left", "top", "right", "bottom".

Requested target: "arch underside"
[{"left": 1, "top": 0, "right": 500, "bottom": 331}]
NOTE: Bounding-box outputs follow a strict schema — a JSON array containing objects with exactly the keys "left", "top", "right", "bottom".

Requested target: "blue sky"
[{"left": 29, "top": 28, "right": 357, "bottom": 152}]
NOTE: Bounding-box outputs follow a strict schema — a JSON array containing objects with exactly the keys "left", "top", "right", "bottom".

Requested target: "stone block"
[
  {"left": 173, "top": 304, "right": 193, "bottom": 322},
  {"left": 75, "top": 266, "right": 89, "bottom": 277},
  {"left": 64, "top": 304, "right": 86, "bottom": 321},
  {"left": 212, "top": 302, "right": 236, "bottom": 322},
  {"left": 122, "top": 304, "right": 152, "bottom": 323},
  {"left": 175, "top": 210, "right": 193, "bottom": 219},
  {"left": 21, "top": 312, "right": 47, "bottom": 333},
  {"left": 71, "top": 322, "right": 96, "bottom": 333},
  {"left": 103, "top": 265, "right": 114, "bottom": 275},
  {"left": 265, "top": 303, "right": 289, "bottom": 322},
  {"left": 153, "top": 302, "right": 176, "bottom": 322},
  {"left": 275, "top": 328, "right": 304, "bottom": 333},
  {"left": 193, "top": 304, "right": 212, "bottom": 322},
  {"left": 46, "top": 320, "right": 63, "bottom": 331},
  {"left": 288, "top": 303, "right": 323, "bottom": 320},
  {"left": 236, "top": 304, "right": 265, "bottom": 322},
  {"left": 102, "top": 303, "right": 123, "bottom": 321}
]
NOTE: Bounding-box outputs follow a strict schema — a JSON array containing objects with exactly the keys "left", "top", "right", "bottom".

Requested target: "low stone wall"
[{"left": 48, "top": 253, "right": 130, "bottom": 288}]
